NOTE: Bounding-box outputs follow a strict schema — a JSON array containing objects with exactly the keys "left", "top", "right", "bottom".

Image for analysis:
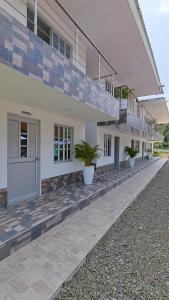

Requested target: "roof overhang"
[
  {"left": 139, "top": 97, "right": 169, "bottom": 124},
  {"left": 59, "top": 0, "right": 162, "bottom": 97}
]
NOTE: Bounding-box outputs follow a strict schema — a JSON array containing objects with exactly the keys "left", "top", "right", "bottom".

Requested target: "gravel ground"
[{"left": 55, "top": 162, "right": 169, "bottom": 300}]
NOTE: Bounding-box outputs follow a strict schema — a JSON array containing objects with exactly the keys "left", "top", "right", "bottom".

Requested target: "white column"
[
  {"left": 75, "top": 27, "right": 79, "bottom": 67},
  {"left": 98, "top": 54, "right": 101, "bottom": 85},
  {"left": 151, "top": 142, "right": 154, "bottom": 154},
  {"left": 34, "top": 0, "right": 38, "bottom": 35}
]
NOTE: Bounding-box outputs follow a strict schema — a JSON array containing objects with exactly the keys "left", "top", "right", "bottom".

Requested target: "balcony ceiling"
[
  {"left": 140, "top": 98, "right": 169, "bottom": 124},
  {"left": 59, "top": 0, "right": 161, "bottom": 97}
]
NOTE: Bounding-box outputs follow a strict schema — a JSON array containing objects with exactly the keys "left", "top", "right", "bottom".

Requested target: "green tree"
[{"left": 154, "top": 124, "right": 169, "bottom": 148}]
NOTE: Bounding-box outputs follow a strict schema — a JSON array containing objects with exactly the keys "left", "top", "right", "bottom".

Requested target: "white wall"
[
  {"left": 96, "top": 127, "right": 148, "bottom": 167},
  {"left": 85, "top": 122, "right": 97, "bottom": 146},
  {"left": 0, "top": 98, "right": 85, "bottom": 189}
]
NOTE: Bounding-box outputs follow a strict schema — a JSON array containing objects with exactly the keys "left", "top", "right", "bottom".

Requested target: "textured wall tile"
[{"left": 0, "top": 8, "right": 119, "bottom": 120}]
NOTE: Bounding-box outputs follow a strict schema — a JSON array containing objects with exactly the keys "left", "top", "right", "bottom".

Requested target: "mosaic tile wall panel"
[
  {"left": 0, "top": 8, "right": 119, "bottom": 120},
  {"left": 41, "top": 170, "right": 83, "bottom": 194}
]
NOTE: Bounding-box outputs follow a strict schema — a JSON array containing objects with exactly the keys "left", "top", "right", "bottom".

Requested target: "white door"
[{"left": 8, "top": 115, "right": 40, "bottom": 206}]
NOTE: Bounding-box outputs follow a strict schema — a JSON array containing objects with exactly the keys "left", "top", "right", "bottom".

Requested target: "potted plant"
[
  {"left": 147, "top": 149, "right": 152, "bottom": 159},
  {"left": 114, "top": 85, "right": 135, "bottom": 99},
  {"left": 74, "top": 141, "right": 101, "bottom": 185},
  {"left": 125, "top": 146, "right": 138, "bottom": 168}
]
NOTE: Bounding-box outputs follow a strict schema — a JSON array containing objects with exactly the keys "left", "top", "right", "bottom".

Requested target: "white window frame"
[
  {"left": 54, "top": 124, "right": 74, "bottom": 163},
  {"left": 27, "top": 4, "right": 72, "bottom": 61},
  {"left": 51, "top": 29, "right": 72, "bottom": 61},
  {"left": 135, "top": 140, "right": 140, "bottom": 152},
  {"left": 104, "top": 134, "right": 111, "bottom": 157}
]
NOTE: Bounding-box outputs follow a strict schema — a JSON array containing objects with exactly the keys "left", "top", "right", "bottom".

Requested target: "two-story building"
[{"left": 0, "top": 0, "right": 167, "bottom": 208}]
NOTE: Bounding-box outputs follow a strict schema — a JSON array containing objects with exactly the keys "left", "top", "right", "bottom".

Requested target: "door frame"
[
  {"left": 142, "top": 141, "right": 144, "bottom": 160},
  {"left": 7, "top": 113, "right": 41, "bottom": 206}
]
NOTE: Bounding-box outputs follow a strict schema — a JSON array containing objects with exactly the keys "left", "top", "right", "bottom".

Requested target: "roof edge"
[{"left": 127, "top": 0, "right": 162, "bottom": 93}]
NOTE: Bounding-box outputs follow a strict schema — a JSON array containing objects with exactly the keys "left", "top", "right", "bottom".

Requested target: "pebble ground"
[{"left": 55, "top": 161, "right": 169, "bottom": 300}]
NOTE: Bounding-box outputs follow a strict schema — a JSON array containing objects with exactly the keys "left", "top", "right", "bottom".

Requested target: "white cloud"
[
  {"left": 159, "top": 3, "right": 169, "bottom": 14},
  {"left": 139, "top": 0, "right": 169, "bottom": 16}
]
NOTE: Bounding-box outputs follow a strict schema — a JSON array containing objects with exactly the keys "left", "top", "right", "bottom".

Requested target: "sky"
[{"left": 139, "top": 0, "right": 169, "bottom": 98}]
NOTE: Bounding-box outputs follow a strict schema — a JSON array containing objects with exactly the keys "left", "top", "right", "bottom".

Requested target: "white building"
[{"left": 0, "top": 0, "right": 168, "bottom": 207}]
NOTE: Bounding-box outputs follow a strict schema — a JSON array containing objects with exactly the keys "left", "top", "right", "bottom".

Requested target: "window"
[
  {"left": 54, "top": 125, "right": 73, "bottom": 162},
  {"left": 131, "top": 140, "right": 135, "bottom": 149},
  {"left": 131, "top": 140, "right": 139, "bottom": 152},
  {"left": 104, "top": 134, "right": 111, "bottom": 157},
  {"left": 105, "top": 80, "right": 112, "bottom": 94},
  {"left": 105, "top": 80, "right": 115, "bottom": 96},
  {"left": 37, "top": 17, "right": 51, "bottom": 45},
  {"left": 27, "top": 6, "right": 51, "bottom": 45},
  {"left": 20, "top": 122, "right": 28, "bottom": 158},
  {"left": 135, "top": 140, "right": 140, "bottom": 152},
  {"left": 27, "top": 6, "right": 72, "bottom": 60},
  {"left": 52, "top": 32, "right": 71, "bottom": 60}
]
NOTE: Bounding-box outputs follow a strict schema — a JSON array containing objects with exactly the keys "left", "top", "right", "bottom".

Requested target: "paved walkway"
[
  {"left": 0, "top": 159, "right": 166, "bottom": 300},
  {"left": 56, "top": 159, "right": 169, "bottom": 300},
  {"left": 0, "top": 159, "right": 157, "bottom": 261}
]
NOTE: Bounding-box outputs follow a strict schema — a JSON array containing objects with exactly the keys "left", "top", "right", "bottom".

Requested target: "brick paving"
[
  {"left": 0, "top": 159, "right": 157, "bottom": 261},
  {"left": 56, "top": 159, "right": 169, "bottom": 300},
  {"left": 0, "top": 158, "right": 165, "bottom": 300}
]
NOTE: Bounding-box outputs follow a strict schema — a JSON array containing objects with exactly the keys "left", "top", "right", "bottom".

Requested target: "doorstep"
[{"left": 0, "top": 158, "right": 159, "bottom": 261}]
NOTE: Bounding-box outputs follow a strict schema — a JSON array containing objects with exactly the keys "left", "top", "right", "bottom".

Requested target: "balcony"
[
  {"left": 98, "top": 96, "right": 163, "bottom": 141},
  {"left": 119, "top": 99, "right": 163, "bottom": 141},
  {"left": 0, "top": 1, "right": 119, "bottom": 121}
]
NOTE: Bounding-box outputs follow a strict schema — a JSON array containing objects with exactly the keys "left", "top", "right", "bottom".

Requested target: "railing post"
[
  {"left": 98, "top": 53, "right": 101, "bottom": 85},
  {"left": 111, "top": 75, "right": 115, "bottom": 97},
  {"left": 34, "top": 0, "right": 38, "bottom": 35},
  {"left": 75, "top": 27, "right": 79, "bottom": 67}
]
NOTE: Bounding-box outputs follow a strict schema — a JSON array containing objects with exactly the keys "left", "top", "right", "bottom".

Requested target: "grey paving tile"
[{"left": 0, "top": 159, "right": 159, "bottom": 258}]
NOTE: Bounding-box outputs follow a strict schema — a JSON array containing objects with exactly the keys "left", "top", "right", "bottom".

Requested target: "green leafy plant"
[
  {"left": 74, "top": 141, "right": 101, "bottom": 166},
  {"left": 125, "top": 146, "right": 138, "bottom": 158},
  {"left": 153, "top": 150, "right": 160, "bottom": 157},
  {"left": 114, "top": 86, "right": 135, "bottom": 99}
]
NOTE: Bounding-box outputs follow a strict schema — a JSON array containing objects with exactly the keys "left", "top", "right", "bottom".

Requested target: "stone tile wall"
[
  {"left": 41, "top": 171, "right": 83, "bottom": 194},
  {"left": 0, "top": 8, "right": 119, "bottom": 120}
]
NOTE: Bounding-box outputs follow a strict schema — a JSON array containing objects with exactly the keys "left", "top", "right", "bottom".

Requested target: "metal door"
[{"left": 8, "top": 115, "right": 40, "bottom": 206}]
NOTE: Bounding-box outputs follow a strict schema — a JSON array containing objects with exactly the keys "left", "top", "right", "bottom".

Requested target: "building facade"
[{"left": 0, "top": 0, "right": 166, "bottom": 208}]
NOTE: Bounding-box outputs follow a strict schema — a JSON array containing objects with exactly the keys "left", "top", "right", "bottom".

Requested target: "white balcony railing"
[{"left": 1, "top": 0, "right": 117, "bottom": 95}]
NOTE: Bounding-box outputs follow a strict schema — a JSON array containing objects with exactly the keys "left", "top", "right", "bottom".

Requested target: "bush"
[{"left": 153, "top": 150, "right": 160, "bottom": 157}]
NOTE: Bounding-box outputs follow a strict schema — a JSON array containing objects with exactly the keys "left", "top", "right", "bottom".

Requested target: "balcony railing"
[
  {"left": 0, "top": 0, "right": 120, "bottom": 119},
  {"left": 119, "top": 99, "right": 163, "bottom": 140},
  {"left": 2, "top": 0, "right": 117, "bottom": 93}
]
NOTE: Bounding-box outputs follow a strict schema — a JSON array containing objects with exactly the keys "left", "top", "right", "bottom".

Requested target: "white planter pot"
[
  {"left": 147, "top": 152, "right": 152, "bottom": 160},
  {"left": 83, "top": 166, "right": 94, "bottom": 185},
  {"left": 129, "top": 157, "right": 135, "bottom": 168}
]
